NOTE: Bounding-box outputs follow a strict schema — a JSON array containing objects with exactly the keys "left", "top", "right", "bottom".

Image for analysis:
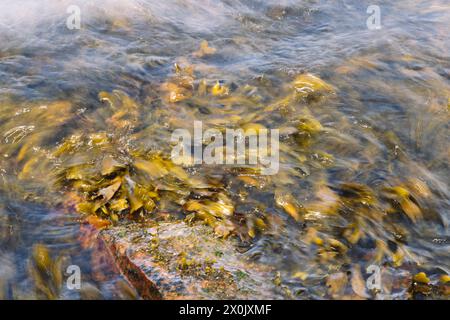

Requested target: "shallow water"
[{"left": 0, "top": 0, "right": 449, "bottom": 299}]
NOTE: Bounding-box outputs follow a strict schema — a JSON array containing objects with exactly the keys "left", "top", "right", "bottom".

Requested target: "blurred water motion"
[{"left": 0, "top": 0, "right": 449, "bottom": 299}]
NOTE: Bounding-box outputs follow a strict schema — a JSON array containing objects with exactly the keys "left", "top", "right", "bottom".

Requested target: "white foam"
[{"left": 0, "top": 0, "right": 238, "bottom": 35}]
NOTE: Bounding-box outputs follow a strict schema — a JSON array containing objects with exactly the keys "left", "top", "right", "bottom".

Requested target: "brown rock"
[{"left": 100, "top": 221, "right": 282, "bottom": 299}]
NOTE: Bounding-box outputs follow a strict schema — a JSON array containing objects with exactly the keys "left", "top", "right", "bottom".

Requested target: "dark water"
[{"left": 0, "top": 0, "right": 449, "bottom": 299}]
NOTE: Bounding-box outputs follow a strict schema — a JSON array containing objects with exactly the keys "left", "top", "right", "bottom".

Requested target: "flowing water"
[{"left": 0, "top": 0, "right": 449, "bottom": 299}]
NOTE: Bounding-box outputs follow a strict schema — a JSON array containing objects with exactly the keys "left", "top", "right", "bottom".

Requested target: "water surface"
[{"left": 0, "top": 0, "right": 449, "bottom": 299}]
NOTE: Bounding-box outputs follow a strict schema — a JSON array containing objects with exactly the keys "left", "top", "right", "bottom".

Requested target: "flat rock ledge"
[{"left": 99, "top": 221, "right": 282, "bottom": 299}]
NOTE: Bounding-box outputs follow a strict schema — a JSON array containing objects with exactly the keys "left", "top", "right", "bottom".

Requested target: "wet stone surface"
[{"left": 101, "top": 221, "right": 282, "bottom": 299}]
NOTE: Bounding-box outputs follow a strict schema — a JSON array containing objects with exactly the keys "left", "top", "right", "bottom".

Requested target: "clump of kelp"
[
  {"left": 25, "top": 243, "right": 136, "bottom": 300},
  {"left": 1, "top": 41, "right": 448, "bottom": 299},
  {"left": 50, "top": 64, "right": 339, "bottom": 239}
]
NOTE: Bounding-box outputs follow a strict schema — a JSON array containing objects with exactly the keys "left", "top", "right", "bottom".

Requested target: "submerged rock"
[{"left": 100, "top": 221, "right": 282, "bottom": 299}]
